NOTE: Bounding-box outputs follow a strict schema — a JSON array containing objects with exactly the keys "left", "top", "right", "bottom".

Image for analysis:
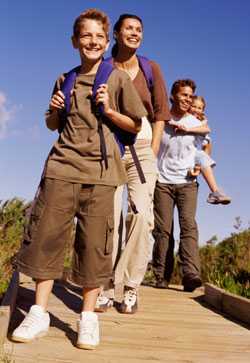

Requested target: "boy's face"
[
  {"left": 190, "top": 99, "right": 204, "bottom": 119},
  {"left": 172, "top": 86, "right": 194, "bottom": 115},
  {"left": 72, "top": 19, "right": 109, "bottom": 63}
]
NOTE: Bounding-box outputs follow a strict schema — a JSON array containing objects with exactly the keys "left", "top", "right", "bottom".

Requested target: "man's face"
[
  {"left": 172, "top": 86, "right": 194, "bottom": 114},
  {"left": 115, "top": 18, "right": 143, "bottom": 51},
  {"left": 72, "top": 19, "right": 109, "bottom": 63}
]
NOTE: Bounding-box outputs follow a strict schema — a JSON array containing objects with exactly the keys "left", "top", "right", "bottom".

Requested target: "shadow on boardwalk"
[{"left": 192, "top": 294, "right": 250, "bottom": 331}]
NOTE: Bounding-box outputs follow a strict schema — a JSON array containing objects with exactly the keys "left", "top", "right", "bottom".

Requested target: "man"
[{"left": 152, "top": 79, "right": 203, "bottom": 292}]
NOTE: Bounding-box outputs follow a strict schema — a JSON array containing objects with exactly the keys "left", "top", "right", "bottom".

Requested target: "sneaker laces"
[
  {"left": 19, "top": 312, "right": 42, "bottom": 329},
  {"left": 79, "top": 319, "right": 96, "bottom": 337}
]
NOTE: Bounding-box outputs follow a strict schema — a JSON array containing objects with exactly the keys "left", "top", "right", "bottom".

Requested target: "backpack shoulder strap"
[
  {"left": 105, "top": 55, "right": 154, "bottom": 92},
  {"left": 92, "top": 60, "right": 114, "bottom": 115},
  {"left": 92, "top": 60, "right": 115, "bottom": 170},
  {"left": 60, "top": 66, "right": 80, "bottom": 113},
  {"left": 137, "top": 55, "right": 154, "bottom": 92},
  {"left": 104, "top": 56, "right": 146, "bottom": 184}
]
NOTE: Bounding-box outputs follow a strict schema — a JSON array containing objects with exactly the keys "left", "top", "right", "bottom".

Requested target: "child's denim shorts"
[{"left": 195, "top": 150, "right": 216, "bottom": 169}]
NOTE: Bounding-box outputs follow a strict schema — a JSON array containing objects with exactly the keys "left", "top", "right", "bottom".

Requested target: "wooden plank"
[
  {"left": 204, "top": 283, "right": 223, "bottom": 310},
  {"left": 8, "top": 282, "right": 250, "bottom": 363},
  {"left": 204, "top": 282, "right": 250, "bottom": 326},
  {"left": 222, "top": 291, "right": 250, "bottom": 325},
  {"left": 0, "top": 306, "right": 10, "bottom": 343}
]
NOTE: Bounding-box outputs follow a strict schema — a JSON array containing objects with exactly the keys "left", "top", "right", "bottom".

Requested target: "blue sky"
[{"left": 1, "top": 0, "right": 250, "bottom": 244}]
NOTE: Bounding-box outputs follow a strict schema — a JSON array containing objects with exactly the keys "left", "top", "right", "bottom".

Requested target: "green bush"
[
  {"left": 200, "top": 229, "right": 250, "bottom": 298},
  {"left": 0, "top": 198, "right": 29, "bottom": 298},
  {"left": 0, "top": 197, "right": 74, "bottom": 299},
  {"left": 144, "top": 229, "right": 250, "bottom": 299}
]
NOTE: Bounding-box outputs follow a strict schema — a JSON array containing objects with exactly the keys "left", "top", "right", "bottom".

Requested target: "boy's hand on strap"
[
  {"left": 95, "top": 83, "right": 141, "bottom": 133},
  {"left": 95, "top": 84, "right": 111, "bottom": 115},
  {"left": 49, "top": 90, "right": 65, "bottom": 111}
]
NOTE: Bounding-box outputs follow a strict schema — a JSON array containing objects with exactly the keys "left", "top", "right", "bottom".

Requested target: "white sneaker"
[
  {"left": 76, "top": 312, "right": 100, "bottom": 350},
  {"left": 12, "top": 305, "right": 50, "bottom": 343}
]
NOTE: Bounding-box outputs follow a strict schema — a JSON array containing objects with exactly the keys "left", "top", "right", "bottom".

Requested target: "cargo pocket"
[
  {"left": 105, "top": 216, "right": 114, "bottom": 255},
  {"left": 23, "top": 191, "right": 45, "bottom": 245}
]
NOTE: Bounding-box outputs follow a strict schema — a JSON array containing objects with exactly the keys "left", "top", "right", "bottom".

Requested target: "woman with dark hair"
[{"left": 95, "top": 14, "right": 171, "bottom": 314}]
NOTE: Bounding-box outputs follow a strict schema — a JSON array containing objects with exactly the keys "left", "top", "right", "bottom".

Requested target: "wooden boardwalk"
[{"left": 5, "top": 279, "right": 250, "bottom": 363}]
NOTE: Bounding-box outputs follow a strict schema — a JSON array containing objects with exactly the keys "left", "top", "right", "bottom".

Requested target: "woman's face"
[{"left": 115, "top": 18, "right": 143, "bottom": 51}]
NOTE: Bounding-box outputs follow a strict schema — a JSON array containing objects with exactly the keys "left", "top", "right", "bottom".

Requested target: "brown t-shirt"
[
  {"left": 45, "top": 69, "right": 147, "bottom": 186},
  {"left": 133, "top": 60, "right": 170, "bottom": 123}
]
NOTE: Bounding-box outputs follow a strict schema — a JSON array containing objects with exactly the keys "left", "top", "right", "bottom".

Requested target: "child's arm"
[
  {"left": 186, "top": 123, "right": 211, "bottom": 135},
  {"left": 96, "top": 84, "right": 141, "bottom": 133},
  {"left": 170, "top": 122, "right": 210, "bottom": 135},
  {"left": 187, "top": 116, "right": 211, "bottom": 134}
]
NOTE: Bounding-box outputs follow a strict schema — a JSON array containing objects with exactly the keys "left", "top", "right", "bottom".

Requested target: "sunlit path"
[{"left": 6, "top": 279, "right": 250, "bottom": 363}]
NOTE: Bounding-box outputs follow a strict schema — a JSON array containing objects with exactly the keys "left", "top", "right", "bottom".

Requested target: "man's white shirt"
[{"left": 157, "top": 114, "right": 202, "bottom": 184}]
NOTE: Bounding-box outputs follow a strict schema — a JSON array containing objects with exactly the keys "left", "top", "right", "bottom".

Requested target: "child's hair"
[
  {"left": 170, "top": 79, "right": 196, "bottom": 104},
  {"left": 73, "top": 9, "right": 110, "bottom": 40},
  {"left": 111, "top": 14, "right": 143, "bottom": 57},
  {"left": 192, "top": 95, "right": 206, "bottom": 111}
]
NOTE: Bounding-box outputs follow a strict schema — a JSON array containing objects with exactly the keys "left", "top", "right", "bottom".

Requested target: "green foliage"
[
  {"left": 145, "top": 228, "right": 250, "bottom": 299},
  {"left": 0, "top": 198, "right": 29, "bottom": 298},
  {"left": 0, "top": 197, "right": 75, "bottom": 299},
  {"left": 200, "top": 229, "right": 250, "bottom": 299}
]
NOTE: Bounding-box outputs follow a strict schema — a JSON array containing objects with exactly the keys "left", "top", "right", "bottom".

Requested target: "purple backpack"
[{"left": 59, "top": 56, "right": 154, "bottom": 183}]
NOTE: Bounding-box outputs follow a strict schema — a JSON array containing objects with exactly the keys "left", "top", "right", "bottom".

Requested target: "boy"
[{"left": 12, "top": 9, "right": 146, "bottom": 350}]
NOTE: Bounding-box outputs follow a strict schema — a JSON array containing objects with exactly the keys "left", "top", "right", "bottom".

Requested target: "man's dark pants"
[{"left": 152, "top": 181, "right": 200, "bottom": 281}]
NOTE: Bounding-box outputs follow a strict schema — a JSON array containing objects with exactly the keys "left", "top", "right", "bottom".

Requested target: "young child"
[
  {"left": 12, "top": 9, "right": 146, "bottom": 350},
  {"left": 189, "top": 96, "right": 231, "bottom": 204}
]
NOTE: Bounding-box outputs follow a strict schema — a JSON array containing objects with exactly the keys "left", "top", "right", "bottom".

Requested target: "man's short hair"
[
  {"left": 171, "top": 79, "right": 196, "bottom": 97},
  {"left": 73, "top": 8, "right": 110, "bottom": 40}
]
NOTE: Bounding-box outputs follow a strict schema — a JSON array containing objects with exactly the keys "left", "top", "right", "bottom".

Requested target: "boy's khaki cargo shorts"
[{"left": 17, "top": 178, "right": 115, "bottom": 288}]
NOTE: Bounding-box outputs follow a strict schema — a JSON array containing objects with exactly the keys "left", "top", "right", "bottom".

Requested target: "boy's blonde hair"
[{"left": 73, "top": 9, "right": 110, "bottom": 40}]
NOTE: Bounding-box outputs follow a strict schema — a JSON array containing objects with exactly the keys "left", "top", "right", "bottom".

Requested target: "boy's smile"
[{"left": 72, "top": 19, "right": 109, "bottom": 64}]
